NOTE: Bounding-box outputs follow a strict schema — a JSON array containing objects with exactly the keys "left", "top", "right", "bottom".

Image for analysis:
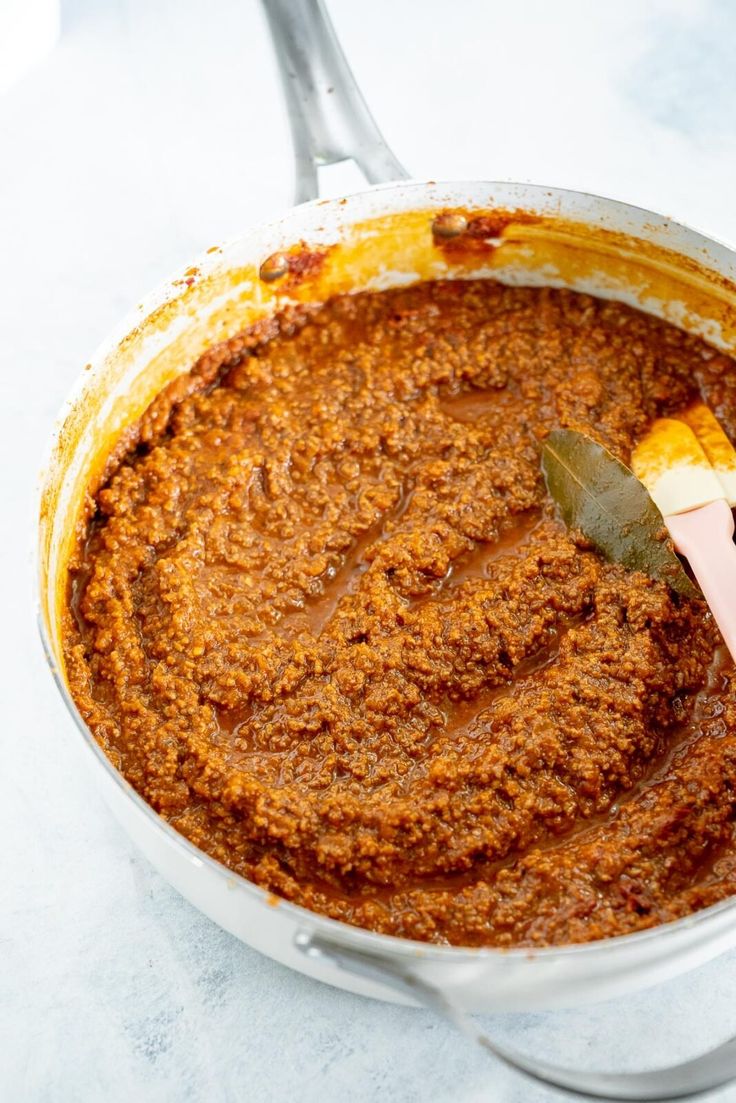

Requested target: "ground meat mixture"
[{"left": 64, "top": 280, "right": 736, "bottom": 947}]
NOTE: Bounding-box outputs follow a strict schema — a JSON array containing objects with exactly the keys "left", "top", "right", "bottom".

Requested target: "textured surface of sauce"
[{"left": 64, "top": 281, "right": 736, "bottom": 947}]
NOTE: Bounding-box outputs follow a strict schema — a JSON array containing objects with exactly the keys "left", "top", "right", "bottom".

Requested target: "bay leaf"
[{"left": 541, "top": 428, "right": 698, "bottom": 599}]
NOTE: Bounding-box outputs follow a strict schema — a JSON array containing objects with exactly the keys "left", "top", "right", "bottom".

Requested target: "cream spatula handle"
[{"left": 666, "top": 499, "right": 736, "bottom": 662}]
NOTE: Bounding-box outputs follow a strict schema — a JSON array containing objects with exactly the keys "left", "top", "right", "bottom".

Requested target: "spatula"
[{"left": 631, "top": 402, "right": 736, "bottom": 661}]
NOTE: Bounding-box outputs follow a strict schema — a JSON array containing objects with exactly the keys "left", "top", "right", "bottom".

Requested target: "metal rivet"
[
  {"left": 259, "top": 252, "right": 290, "bottom": 282},
  {"left": 431, "top": 212, "right": 468, "bottom": 240}
]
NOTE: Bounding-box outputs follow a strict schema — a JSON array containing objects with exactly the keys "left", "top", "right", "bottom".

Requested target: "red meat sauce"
[{"left": 63, "top": 279, "right": 736, "bottom": 947}]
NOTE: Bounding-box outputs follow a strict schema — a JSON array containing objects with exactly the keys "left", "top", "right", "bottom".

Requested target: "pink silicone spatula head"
[{"left": 632, "top": 408, "right": 736, "bottom": 663}]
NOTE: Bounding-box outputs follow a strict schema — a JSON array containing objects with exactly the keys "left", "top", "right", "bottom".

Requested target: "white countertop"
[{"left": 4, "top": 1, "right": 736, "bottom": 1099}]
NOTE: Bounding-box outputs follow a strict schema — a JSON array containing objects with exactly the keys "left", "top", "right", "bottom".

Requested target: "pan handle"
[
  {"left": 294, "top": 930, "right": 736, "bottom": 1101},
  {"left": 260, "top": 0, "right": 409, "bottom": 203}
]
